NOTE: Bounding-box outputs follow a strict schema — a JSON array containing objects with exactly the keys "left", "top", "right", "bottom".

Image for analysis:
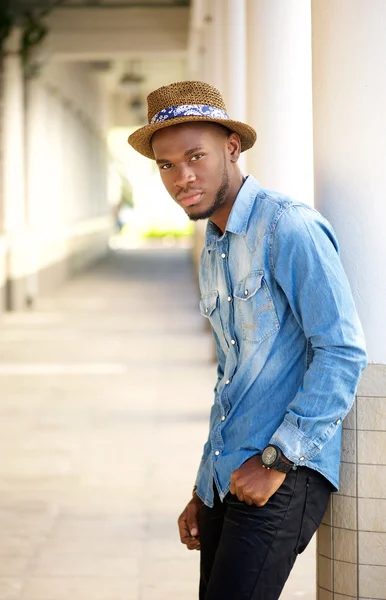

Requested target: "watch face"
[{"left": 263, "top": 446, "right": 278, "bottom": 466}]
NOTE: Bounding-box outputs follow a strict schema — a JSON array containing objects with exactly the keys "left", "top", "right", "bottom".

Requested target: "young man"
[{"left": 128, "top": 81, "right": 367, "bottom": 600}]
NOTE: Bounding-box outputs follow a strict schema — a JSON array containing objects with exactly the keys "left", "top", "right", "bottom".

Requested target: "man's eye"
[
  {"left": 161, "top": 163, "right": 172, "bottom": 170},
  {"left": 191, "top": 154, "right": 204, "bottom": 161}
]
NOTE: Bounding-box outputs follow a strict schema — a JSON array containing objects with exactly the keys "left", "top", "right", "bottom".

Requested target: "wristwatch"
[{"left": 261, "top": 445, "right": 295, "bottom": 473}]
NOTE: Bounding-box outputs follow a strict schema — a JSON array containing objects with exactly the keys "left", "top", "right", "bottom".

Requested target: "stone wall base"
[{"left": 317, "top": 363, "right": 386, "bottom": 599}]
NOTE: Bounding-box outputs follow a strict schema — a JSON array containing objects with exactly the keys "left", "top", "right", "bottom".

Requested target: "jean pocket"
[
  {"left": 233, "top": 271, "right": 279, "bottom": 344},
  {"left": 295, "top": 475, "right": 332, "bottom": 554}
]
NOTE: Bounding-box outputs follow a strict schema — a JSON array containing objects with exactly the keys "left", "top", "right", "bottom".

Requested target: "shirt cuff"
[{"left": 269, "top": 419, "right": 321, "bottom": 465}]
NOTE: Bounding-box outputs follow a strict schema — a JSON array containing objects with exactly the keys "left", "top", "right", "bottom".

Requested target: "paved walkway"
[{"left": 0, "top": 248, "right": 315, "bottom": 599}]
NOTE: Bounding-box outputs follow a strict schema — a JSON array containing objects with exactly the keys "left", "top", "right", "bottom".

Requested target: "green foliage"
[{"left": 143, "top": 223, "right": 194, "bottom": 239}]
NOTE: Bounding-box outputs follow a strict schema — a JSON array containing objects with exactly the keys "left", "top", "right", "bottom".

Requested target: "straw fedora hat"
[{"left": 128, "top": 80, "right": 257, "bottom": 159}]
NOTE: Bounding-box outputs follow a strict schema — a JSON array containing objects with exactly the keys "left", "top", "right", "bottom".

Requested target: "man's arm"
[
  {"left": 269, "top": 204, "right": 367, "bottom": 463},
  {"left": 231, "top": 204, "right": 367, "bottom": 507}
]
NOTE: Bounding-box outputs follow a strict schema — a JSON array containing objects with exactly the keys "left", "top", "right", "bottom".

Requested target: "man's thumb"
[{"left": 187, "top": 507, "right": 199, "bottom": 537}]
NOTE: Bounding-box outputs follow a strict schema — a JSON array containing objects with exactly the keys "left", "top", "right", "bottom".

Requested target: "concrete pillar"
[
  {"left": 223, "top": 0, "right": 246, "bottom": 122},
  {"left": 1, "top": 29, "right": 30, "bottom": 309},
  {"left": 246, "top": 0, "right": 314, "bottom": 205},
  {"left": 210, "top": 0, "right": 225, "bottom": 92},
  {"left": 187, "top": 0, "right": 205, "bottom": 80},
  {"left": 1, "top": 29, "right": 25, "bottom": 232},
  {"left": 312, "top": 2, "right": 386, "bottom": 598},
  {"left": 223, "top": 0, "right": 247, "bottom": 172}
]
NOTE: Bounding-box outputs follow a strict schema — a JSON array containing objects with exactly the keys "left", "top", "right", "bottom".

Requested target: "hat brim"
[{"left": 128, "top": 116, "right": 257, "bottom": 159}]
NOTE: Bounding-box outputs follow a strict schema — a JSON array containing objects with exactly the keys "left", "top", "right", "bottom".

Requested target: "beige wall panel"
[
  {"left": 358, "top": 498, "right": 386, "bottom": 533},
  {"left": 359, "top": 531, "right": 386, "bottom": 567},
  {"left": 357, "top": 365, "right": 386, "bottom": 397},
  {"left": 359, "top": 564, "right": 386, "bottom": 599},
  {"left": 358, "top": 430, "right": 386, "bottom": 465},
  {"left": 333, "top": 560, "right": 357, "bottom": 597},
  {"left": 357, "top": 396, "right": 386, "bottom": 431},
  {"left": 318, "top": 589, "right": 333, "bottom": 600},
  {"left": 338, "top": 462, "right": 356, "bottom": 498},
  {"left": 358, "top": 465, "right": 386, "bottom": 499},
  {"left": 334, "top": 528, "right": 357, "bottom": 564},
  {"left": 343, "top": 403, "right": 356, "bottom": 431},
  {"left": 341, "top": 429, "right": 356, "bottom": 464},
  {"left": 321, "top": 496, "right": 333, "bottom": 526},
  {"left": 317, "top": 524, "right": 332, "bottom": 559},
  {"left": 317, "top": 555, "right": 333, "bottom": 592},
  {"left": 332, "top": 495, "right": 356, "bottom": 531}
]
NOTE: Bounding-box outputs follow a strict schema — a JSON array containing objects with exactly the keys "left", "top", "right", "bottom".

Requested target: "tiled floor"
[{"left": 0, "top": 247, "right": 315, "bottom": 599}]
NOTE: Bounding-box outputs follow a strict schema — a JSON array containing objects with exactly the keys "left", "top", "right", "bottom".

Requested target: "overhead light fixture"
[{"left": 119, "top": 60, "right": 145, "bottom": 95}]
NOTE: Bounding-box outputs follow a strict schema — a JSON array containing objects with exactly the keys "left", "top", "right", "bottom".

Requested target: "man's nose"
[{"left": 174, "top": 165, "right": 196, "bottom": 190}]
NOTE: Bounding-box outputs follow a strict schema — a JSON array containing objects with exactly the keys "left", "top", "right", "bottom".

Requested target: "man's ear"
[{"left": 227, "top": 132, "right": 242, "bottom": 163}]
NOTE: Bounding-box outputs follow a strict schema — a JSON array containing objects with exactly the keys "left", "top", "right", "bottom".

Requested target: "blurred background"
[{"left": 1, "top": 1, "right": 386, "bottom": 599}]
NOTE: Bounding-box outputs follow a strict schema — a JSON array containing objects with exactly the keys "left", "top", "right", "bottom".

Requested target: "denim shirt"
[{"left": 196, "top": 175, "right": 367, "bottom": 508}]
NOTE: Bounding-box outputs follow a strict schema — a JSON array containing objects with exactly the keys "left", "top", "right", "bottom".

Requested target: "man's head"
[
  {"left": 151, "top": 121, "right": 241, "bottom": 221},
  {"left": 128, "top": 81, "right": 256, "bottom": 224}
]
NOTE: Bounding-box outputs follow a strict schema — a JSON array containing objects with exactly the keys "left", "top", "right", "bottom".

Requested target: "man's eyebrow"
[
  {"left": 155, "top": 146, "right": 204, "bottom": 165},
  {"left": 184, "top": 145, "right": 204, "bottom": 157}
]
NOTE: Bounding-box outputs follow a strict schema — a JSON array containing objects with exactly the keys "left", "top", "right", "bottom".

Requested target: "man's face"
[{"left": 151, "top": 122, "right": 233, "bottom": 221}]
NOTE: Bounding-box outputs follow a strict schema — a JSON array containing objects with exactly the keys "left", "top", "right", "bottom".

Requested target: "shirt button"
[
  {"left": 231, "top": 339, "right": 236, "bottom": 345},
  {"left": 299, "top": 456, "right": 305, "bottom": 461},
  {"left": 227, "top": 296, "right": 232, "bottom": 302},
  {"left": 336, "top": 418, "right": 342, "bottom": 425},
  {"left": 221, "top": 415, "right": 226, "bottom": 421},
  {"left": 244, "top": 289, "right": 249, "bottom": 295},
  {"left": 225, "top": 379, "right": 230, "bottom": 385},
  {"left": 215, "top": 450, "right": 220, "bottom": 456},
  {"left": 221, "top": 253, "right": 226, "bottom": 259}
]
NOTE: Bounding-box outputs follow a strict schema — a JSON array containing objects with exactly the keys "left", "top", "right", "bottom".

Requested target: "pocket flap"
[
  {"left": 199, "top": 291, "right": 219, "bottom": 316},
  {"left": 234, "top": 271, "right": 264, "bottom": 300}
]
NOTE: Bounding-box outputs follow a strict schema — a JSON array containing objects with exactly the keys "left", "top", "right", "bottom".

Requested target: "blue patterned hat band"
[{"left": 150, "top": 104, "right": 230, "bottom": 124}]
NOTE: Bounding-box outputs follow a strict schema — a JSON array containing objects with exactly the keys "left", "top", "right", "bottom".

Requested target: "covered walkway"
[{"left": 0, "top": 247, "right": 314, "bottom": 599}]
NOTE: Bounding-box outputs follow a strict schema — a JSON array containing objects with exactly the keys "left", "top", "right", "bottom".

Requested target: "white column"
[
  {"left": 1, "top": 29, "right": 26, "bottom": 231},
  {"left": 188, "top": 0, "right": 205, "bottom": 79},
  {"left": 312, "top": 0, "right": 386, "bottom": 358},
  {"left": 223, "top": 0, "right": 246, "bottom": 122},
  {"left": 246, "top": 0, "right": 313, "bottom": 204},
  {"left": 201, "top": 0, "right": 215, "bottom": 85},
  {"left": 312, "top": 2, "right": 386, "bottom": 598},
  {"left": 223, "top": 0, "right": 247, "bottom": 171},
  {"left": 211, "top": 0, "right": 225, "bottom": 92}
]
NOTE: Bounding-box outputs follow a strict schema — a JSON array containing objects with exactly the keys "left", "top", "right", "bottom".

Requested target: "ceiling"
[{"left": 7, "top": 0, "right": 190, "bottom": 12}]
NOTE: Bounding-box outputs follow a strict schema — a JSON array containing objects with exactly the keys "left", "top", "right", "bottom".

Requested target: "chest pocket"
[
  {"left": 200, "top": 291, "right": 224, "bottom": 340},
  {"left": 234, "top": 270, "right": 279, "bottom": 344}
]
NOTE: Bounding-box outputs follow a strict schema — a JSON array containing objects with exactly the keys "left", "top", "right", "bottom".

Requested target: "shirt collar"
[{"left": 205, "top": 175, "right": 262, "bottom": 248}]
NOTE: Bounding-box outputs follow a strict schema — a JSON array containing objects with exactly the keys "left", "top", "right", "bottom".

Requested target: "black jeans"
[{"left": 199, "top": 467, "right": 332, "bottom": 600}]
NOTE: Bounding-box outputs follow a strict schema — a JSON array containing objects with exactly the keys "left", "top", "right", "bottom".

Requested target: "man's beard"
[{"left": 188, "top": 164, "right": 230, "bottom": 222}]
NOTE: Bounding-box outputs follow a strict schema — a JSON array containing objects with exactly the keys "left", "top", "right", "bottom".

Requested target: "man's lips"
[{"left": 178, "top": 192, "right": 203, "bottom": 207}]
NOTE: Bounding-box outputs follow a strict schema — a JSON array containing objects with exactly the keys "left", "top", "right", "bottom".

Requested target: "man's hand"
[
  {"left": 230, "top": 454, "right": 286, "bottom": 507},
  {"left": 177, "top": 494, "right": 203, "bottom": 551}
]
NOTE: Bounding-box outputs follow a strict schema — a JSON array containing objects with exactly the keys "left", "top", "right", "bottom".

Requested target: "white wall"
[
  {"left": 0, "top": 54, "right": 112, "bottom": 307},
  {"left": 27, "top": 60, "right": 110, "bottom": 232}
]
